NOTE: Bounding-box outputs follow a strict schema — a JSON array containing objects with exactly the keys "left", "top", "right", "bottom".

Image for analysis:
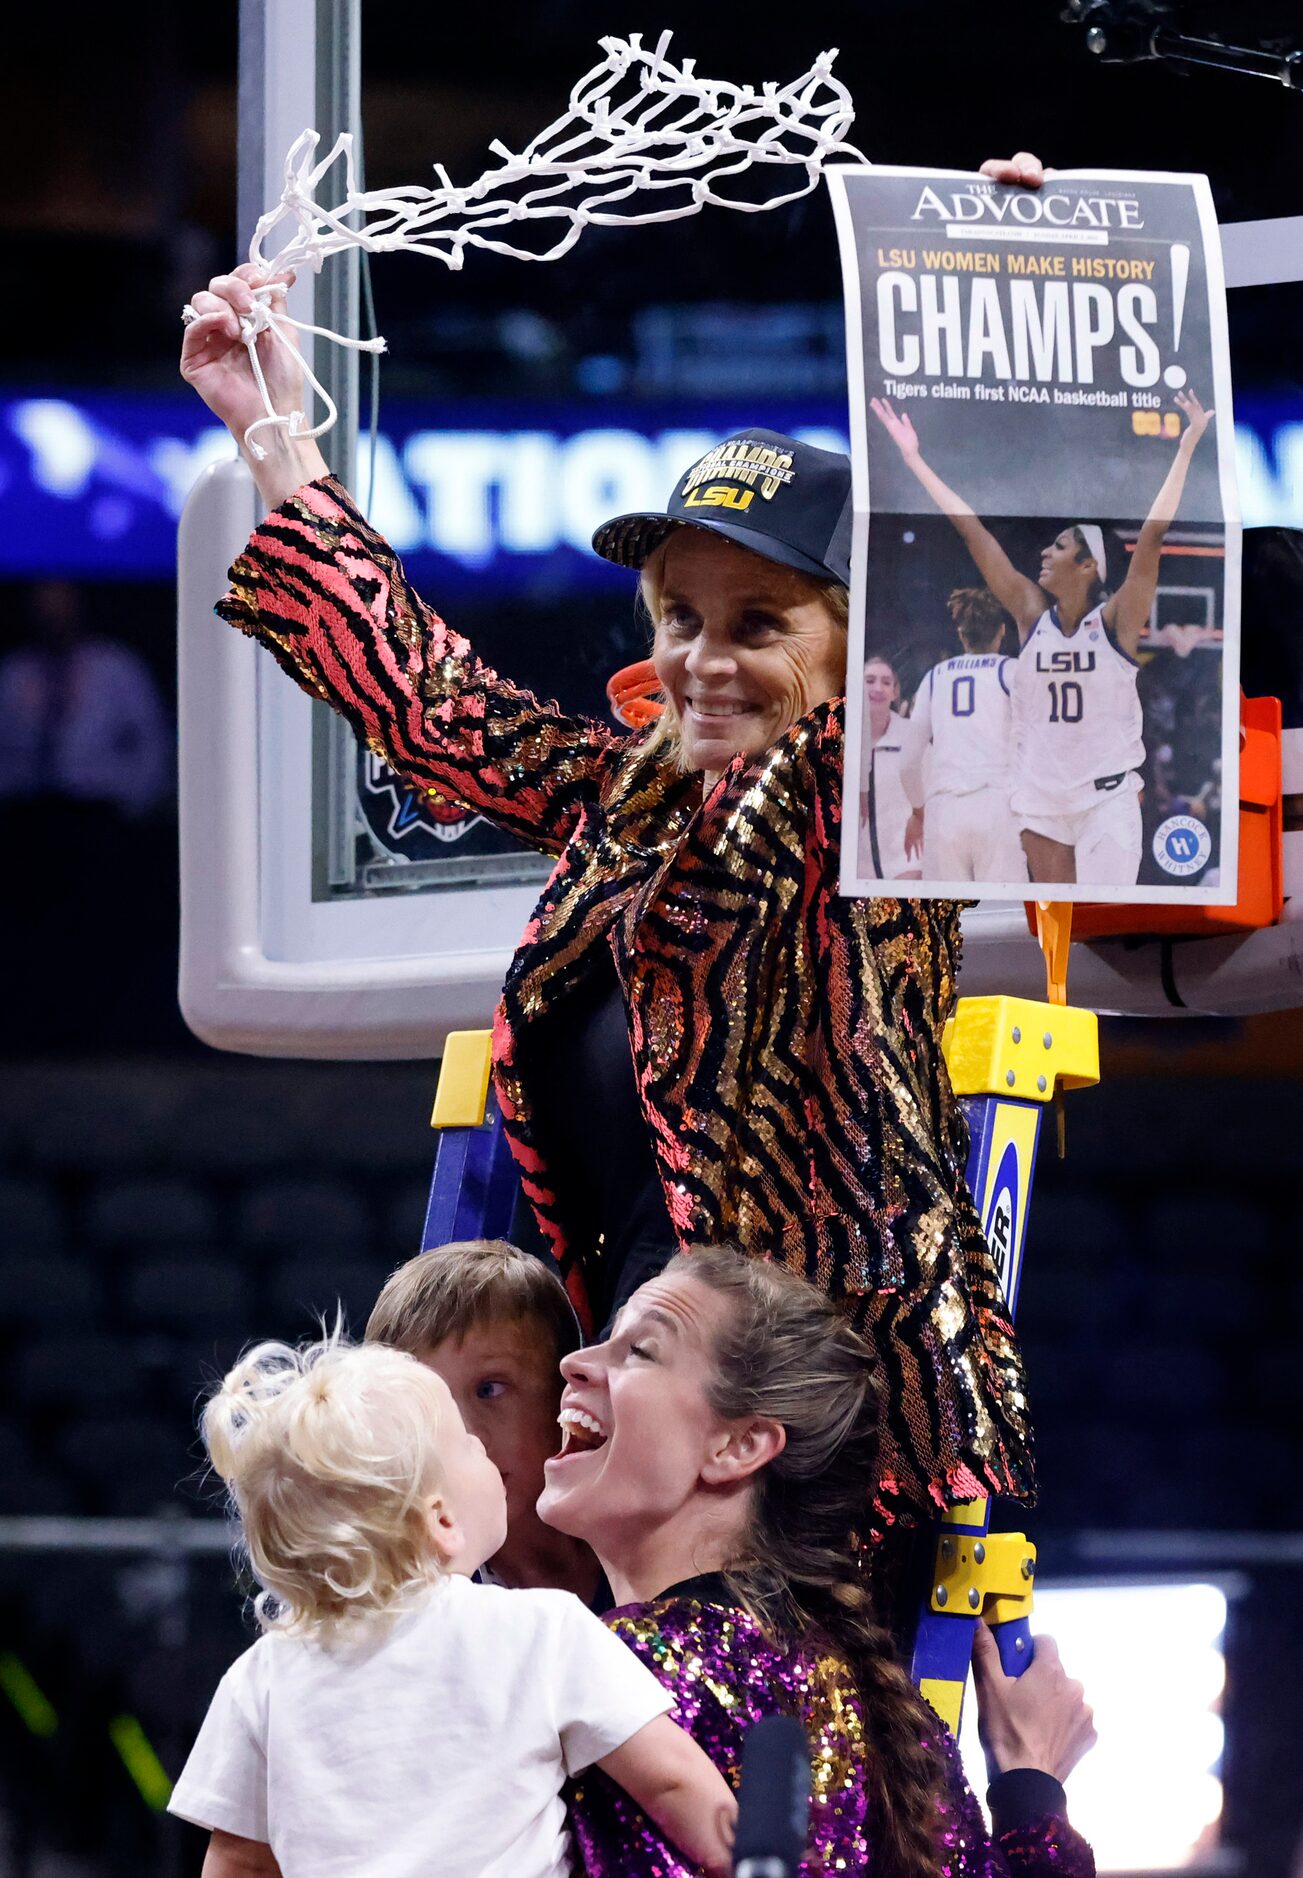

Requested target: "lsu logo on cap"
[
  {"left": 680, "top": 438, "right": 796, "bottom": 507},
  {"left": 685, "top": 483, "right": 757, "bottom": 512}
]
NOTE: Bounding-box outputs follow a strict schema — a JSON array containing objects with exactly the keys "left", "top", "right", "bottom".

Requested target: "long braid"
[
  {"left": 674, "top": 1246, "right": 949, "bottom": 1878},
  {"left": 813, "top": 1581, "right": 953, "bottom": 1878}
]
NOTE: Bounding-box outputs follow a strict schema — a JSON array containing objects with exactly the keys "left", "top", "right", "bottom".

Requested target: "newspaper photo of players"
[{"left": 829, "top": 165, "right": 1240, "bottom": 904}]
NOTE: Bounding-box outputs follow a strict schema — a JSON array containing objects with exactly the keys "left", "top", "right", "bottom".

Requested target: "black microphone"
[{"left": 732, "top": 1715, "right": 810, "bottom": 1878}]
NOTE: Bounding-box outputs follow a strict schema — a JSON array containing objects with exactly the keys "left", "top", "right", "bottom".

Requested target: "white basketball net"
[{"left": 226, "top": 33, "right": 863, "bottom": 456}]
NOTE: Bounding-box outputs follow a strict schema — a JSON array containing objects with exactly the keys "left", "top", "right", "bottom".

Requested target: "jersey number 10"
[{"left": 1047, "top": 680, "right": 1084, "bottom": 724}]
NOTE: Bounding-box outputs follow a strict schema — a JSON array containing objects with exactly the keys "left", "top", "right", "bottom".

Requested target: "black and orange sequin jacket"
[{"left": 217, "top": 477, "right": 1033, "bottom": 1525}]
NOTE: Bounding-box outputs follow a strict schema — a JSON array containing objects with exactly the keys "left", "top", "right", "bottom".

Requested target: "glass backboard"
[{"left": 176, "top": 1, "right": 1303, "bottom": 1058}]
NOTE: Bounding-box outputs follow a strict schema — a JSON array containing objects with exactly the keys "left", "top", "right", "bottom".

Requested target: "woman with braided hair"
[{"left": 540, "top": 1246, "right": 1096, "bottom": 1878}]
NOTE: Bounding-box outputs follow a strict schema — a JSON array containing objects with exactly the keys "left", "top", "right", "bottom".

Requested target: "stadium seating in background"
[
  {"left": 0, "top": 1061, "right": 435, "bottom": 1536},
  {"left": 0, "top": 1177, "right": 65, "bottom": 1252},
  {"left": 235, "top": 1176, "right": 372, "bottom": 1257},
  {"left": 87, "top": 1178, "right": 218, "bottom": 1251}
]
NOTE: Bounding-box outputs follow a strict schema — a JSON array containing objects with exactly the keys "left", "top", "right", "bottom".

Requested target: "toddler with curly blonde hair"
[{"left": 169, "top": 1332, "right": 734, "bottom": 1878}]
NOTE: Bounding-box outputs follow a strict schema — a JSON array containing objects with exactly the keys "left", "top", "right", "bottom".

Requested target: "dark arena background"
[{"left": 2, "top": 3, "right": 1301, "bottom": 1873}]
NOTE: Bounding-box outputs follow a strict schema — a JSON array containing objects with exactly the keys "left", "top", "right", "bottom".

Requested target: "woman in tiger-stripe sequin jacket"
[{"left": 185, "top": 267, "right": 1033, "bottom": 1532}]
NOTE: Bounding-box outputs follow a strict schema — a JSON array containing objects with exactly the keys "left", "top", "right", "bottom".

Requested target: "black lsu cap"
[{"left": 591, "top": 428, "right": 852, "bottom": 587}]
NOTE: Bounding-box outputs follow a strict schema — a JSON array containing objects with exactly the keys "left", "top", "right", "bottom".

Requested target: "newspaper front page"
[{"left": 828, "top": 166, "right": 1239, "bottom": 904}]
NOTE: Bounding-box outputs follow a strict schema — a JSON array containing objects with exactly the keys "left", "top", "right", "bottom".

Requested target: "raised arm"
[
  {"left": 180, "top": 265, "right": 328, "bottom": 516},
  {"left": 1104, "top": 390, "right": 1215, "bottom": 658},
  {"left": 181, "top": 267, "right": 621, "bottom": 853},
  {"left": 871, "top": 401, "right": 1044, "bottom": 638},
  {"left": 216, "top": 480, "right": 620, "bottom": 852}
]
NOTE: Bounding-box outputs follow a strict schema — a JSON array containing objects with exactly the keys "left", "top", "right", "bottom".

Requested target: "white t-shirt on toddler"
[{"left": 168, "top": 1574, "right": 672, "bottom": 1878}]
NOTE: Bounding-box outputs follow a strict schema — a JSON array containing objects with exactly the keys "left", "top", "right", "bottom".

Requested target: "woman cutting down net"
[{"left": 178, "top": 153, "right": 1049, "bottom": 1546}]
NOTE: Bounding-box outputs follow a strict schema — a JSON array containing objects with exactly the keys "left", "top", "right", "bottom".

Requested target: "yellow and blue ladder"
[{"left": 911, "top": 905, "right": 1099, "bottom": 1733}]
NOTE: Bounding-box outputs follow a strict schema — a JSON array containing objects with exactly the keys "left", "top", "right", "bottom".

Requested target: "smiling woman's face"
[
  {"left": 535, "top": 1271, "right": 738, "bottom": 1558},
  {"left": 648, "top": 530, "right": 846, "bottom": 781},
  {"left": 863, "top": 658, "right": 900, "bottom": 737}
]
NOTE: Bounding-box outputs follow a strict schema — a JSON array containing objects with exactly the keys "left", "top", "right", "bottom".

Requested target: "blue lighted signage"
[{"left": 2, "top": 388, "right": 1300, "bottom": 583}]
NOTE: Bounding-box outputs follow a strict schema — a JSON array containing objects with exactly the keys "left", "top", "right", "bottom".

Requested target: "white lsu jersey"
[
  {"left": 899, "top": 654, "right": 1014, "bottom": 808},
  {"left": 1010, "top": 604, "right": 1145, "bottom": 819}
]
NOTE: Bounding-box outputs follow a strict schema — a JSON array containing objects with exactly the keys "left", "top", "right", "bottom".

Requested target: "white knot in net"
[{"left": 230, "top": 32, "right": 864, "bottom": 456}]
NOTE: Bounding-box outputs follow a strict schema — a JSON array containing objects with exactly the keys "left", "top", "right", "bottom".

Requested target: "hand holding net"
[{"left": 202, "top": 32, "right": 863, "bottom": 456}]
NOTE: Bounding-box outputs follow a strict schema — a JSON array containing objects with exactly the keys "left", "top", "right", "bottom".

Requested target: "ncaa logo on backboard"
[
  {"left": 982, "top": 1140, "right": 1021, "bottom": 1300},
  {"left": 362, "top": 752, "right": 482, "bottom": 845},
  {"left": 1153, "top": 813, "right": 1212, "bottom": 878}
]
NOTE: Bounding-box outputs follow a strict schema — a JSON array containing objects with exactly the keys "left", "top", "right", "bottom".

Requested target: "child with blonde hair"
[{"left": 169, "top": 1333, "right": 735, "bottom": 1878}]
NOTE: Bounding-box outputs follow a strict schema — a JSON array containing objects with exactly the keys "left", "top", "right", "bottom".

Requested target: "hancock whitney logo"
[
  {"left": 1152, "top": 813, "right": 1213, "bottom": 878},
  {"left": 362, "top": 752, "right": 482, "bottom": 846}
]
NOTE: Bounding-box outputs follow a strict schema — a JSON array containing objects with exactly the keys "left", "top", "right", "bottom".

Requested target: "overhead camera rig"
[{"left": 1061, "top": 0, "right": 1303, "bottom": 89}]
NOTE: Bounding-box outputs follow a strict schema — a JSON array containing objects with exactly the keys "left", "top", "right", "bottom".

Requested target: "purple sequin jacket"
[{"left": 569, "top": 1582, "right": 1095, "bottom": 1878}]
